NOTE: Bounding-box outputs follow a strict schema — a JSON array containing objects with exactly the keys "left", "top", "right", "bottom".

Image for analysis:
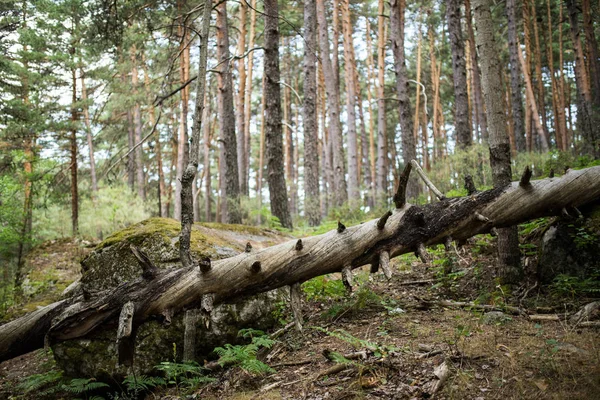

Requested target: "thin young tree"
[
  {"left": 474, "top": 0, "right": 523, "bottom": 284},
  {"left": 264, "top": 0, "right": 292, "bottom": 229}
]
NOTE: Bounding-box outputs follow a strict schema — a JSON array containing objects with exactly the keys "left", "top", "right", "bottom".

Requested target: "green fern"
[
  {"left": 18, "top": 369, "right": 63, "bottom": 394},
  {"left": 213, "top": 329, "right": 276, "bottom": 375},
  {"left": 61, "top": 378, "right": 109, "bottom": 394},
  {"left": 122, "top": 375, "right": 166, "bottom": 392}
]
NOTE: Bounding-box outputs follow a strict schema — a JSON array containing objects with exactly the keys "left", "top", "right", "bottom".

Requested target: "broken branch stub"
[
  {"left": 379, "top": 251, "right": 392, "bottom": 279},
  {"left": 290, "top": 283, "right": 303, "bottom": 331},
  {"left": 410, "top": 159, "right": 445, "bottom": 201},
  {"left": 520, "top": 166, "right": 532, "bottom": 186},
  {"left": 130, "top": 245, "right": 158, "bottom": 280},
  {"left": 116, "top": 301, "right": 135, "bottom": 367},
  {"left": 377, "top": 211, "right": 393, "bottom": 230},
  {"left": 464, "top": 175, "right": 477, "bottom": 195},
  {"left": 393, "top": 163, "right": 412, "bottom": 208},
  {"left": 342, "top": 266, "right": 353, "bottom": 292},
  {"left": 337, "top": 221, "right": 346, "bottom": 233}
]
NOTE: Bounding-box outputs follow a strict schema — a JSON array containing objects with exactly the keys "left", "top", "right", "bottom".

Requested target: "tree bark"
[
  {"left": 236, "top": 0, "right": 248, "bottom": 196},
  {"left": 264, "top": 0, "right": 292, "bottom": 229},
  {"left": 465, "top": 0, "right": 488, "bottom": 142},
  {"left": 243, "top": 0, "right": 257, "bottom": 198},
  {"left": 376, "top": 0, "right": 387, "bottom": 200},
  {"left": 180, "top": 0, "right": 211, "bottom": 269},
  {"left": 131, "top": 48, "right": 145, "bottom": 201},
  {"left": 216, "top": 0, "right": 241, "bottom": 224},
  {"left": 174, "top": 26, "right": 191, "bottom": 220},
  {"left": 341, "top": 0, "right": 359, "bottom": 203},
  {"left": 474, "top": 0, "right": 522, "bottom": 284},
  {"left": 506, "top": 0, "right": 526, "bottom": 152},
  {"left": 70, "top": 66, "right": 79, "bottom": 236},
  {"left": 316, "top": 0, "right": 347, "bottom": 207},
  {"left": 447, "top": 0, "right": 472, "bottom": 149},
  {"left": 390, "top": 0, "right": 418, "bottom": 198},
  {"left": 3, "top": 165, "right": 600, "bottom": 363},
  {"left": 303, "top": 0, "right": 320, "bottom": 227}
]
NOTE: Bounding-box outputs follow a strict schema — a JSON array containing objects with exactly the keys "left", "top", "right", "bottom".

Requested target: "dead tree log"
[{"left": 1, "top": 166, "right": 600, "bottom": 362}]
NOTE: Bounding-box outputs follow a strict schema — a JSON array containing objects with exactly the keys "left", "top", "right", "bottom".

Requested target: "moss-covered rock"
[{"left": 52, "top": 217, "right": 288, "bottom": 379}]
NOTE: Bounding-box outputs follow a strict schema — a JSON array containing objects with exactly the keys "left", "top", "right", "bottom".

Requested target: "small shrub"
[{"left": 213, "top": 328, "right": 276, "bottom": 376}]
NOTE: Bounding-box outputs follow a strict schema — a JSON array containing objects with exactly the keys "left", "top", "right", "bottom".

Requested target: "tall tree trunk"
[
  {"left": 282, "top": 42, "right": 297, "bottom": 215},
  {"left": 303, "top": 0, "right": 321, "bottom": 226},
  {"left": 15, "top": 53, "right": 33, "bottom": 290},
  {"left": 545, "top": 0, "right": 567, "bottom": 151},
  {"left": 506, "top": 0, "right": 526, "bottom": 152},
  {"left": 318, "top": 63, "right": 334, "bottom": 215},
  {"left": 127, "top": 109, "right": 135, "bottom": 192},
  {"left": 522, "top": 0, "right": 534, "bottom": 151},
  {"left": 204, "top": 91, "right": 213, "bottom": 222},
  {"left": 582, "top": 0, "right": 600, "bottom": 110},
  {"left": 376, "top": 0, "right": 387, "bottom": 201},
  {"left": 141, "top": 58, "right": 166, "bottom": 217},
  {"left": 530, "top": 0, "right": 548, "bottom": 143},
  {"left": 316, "top": 0, "right": 348, "bottom": 206},
  {"left": 566, "top": 0, "right": 595, "bottom": 156},
  {"left": 341, "top": 0, "right": 359, "bottom": 203},
  {"left": 257, "top": 74, "right": 266, "bottom": 218},
  {"left": 174, "top": 26, "right": 191, "bottom": 220},
  {"left": 428, "top": 24, "right": 442, "bottom": 159},
  {"left": 518, "top": 50, "right": 550, "bottom": 151},
  {"left": 365, "top": 18, "right": 376, "bottom": 206},
  {"left": 180, "top": 0, "right": 211, "bottom": 269},
  {"left": 474, "top": 0, "right": 522, "bottom": 284},
  {"left": 131, "top": 48, "right": 145, "bottom": 200},
  {"left": 558, "top": 2, "right": 569, "bottom": 150},
  {"left": 236, "top": 0, "right": 248, "bottom": 196},
  {"left": 243, "top": 0, "right": 257, "bottom": 198},
  {"left": 79, "top": 70, "right": 97, "bottom": 194},
  {"left": 70, "top": 67, "right": 79, "bottom": 237},
  {"left": 390, "top": 0, "right": 418, "bottom": 198},
  {"left": 216, "top": 1, "right": 241, "bottom": 223},
  {"left": 465, "top": 0, "right": 488, "bottom": 141},
  {"left": 264, "top": 0, "right": 292, "bottom": 229},
  {"left": 447, "top": 0, "right": 472, "bottom": 149}
]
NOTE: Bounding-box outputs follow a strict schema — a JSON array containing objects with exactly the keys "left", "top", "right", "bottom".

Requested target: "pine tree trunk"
[
  {"left": 127, "top": 109, "right": 135, "bottom": 192},
  {"left": 474, "top": 0, "right": 523, "bottom": 284},
  {"left": 303, "top": 0, "right": 321, "bottom": 226},
  {"left": 204, "top": 92, "right": 212, "bottom": 222},
  {"left": 216, "top": 1, "right": 241, "bottom": 223},
  {"left": 316, "top": 0, "right": 348, "bottom": 206},
  {"left": 390, "top": 0, "right": 418, "bottom": 198},
  {"left": 341, "top": 0, "right": 359, "bottom": 203},
  {"left": 257, "top": 74, "right": 266, "bottom": 218},
  {"left": 70, "top": 66, "right": 79, "bottom": 236},
  {"left": 264, "top": 0, "right": 292, "bottom": 229},
  {"left": 236, "top": 0, "right": 248, "bottom": 196},
  {"left": 465, "top": 0, "right": 488, "bottom": 141},
  {"left": 447, "top": 0, "right": 472, "bottom": 149},
  {"left": 131, "top": 48, "right": 145, "bottom": 200},
  {"left": 376, "top": 0, "right": 387, "bottom": 200},
  {"left": 530, "top": 0, "right": 548, "bottom": 143},
  {"left": 243, "top": 0, "right": 257, "bottom": 198},
  {"left": 365, "top": 19, "right": 376, "bottom": 206},
  {"left": 79, "top": 69, "right": 97, "bottom": 194},
  {"left": 518, "top": 50, "right": 550, "bottom": 151},
  {"left": 506, "top": 0, "right": 526, "bottom": 152}
]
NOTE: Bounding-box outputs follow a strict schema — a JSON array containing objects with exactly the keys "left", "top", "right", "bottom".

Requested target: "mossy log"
[{"left": 1, "top": 166, "right": 600, "bottom": 363}]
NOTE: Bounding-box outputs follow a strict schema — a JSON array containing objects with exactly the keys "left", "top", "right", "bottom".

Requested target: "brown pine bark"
[
  {"left": 465, "top": 0, "right": 488, "bottom": 141},
  {"left": 474, "top": 0, "right": 522, "bottom": 284},
  {"left": 545, "top": 0, "right": 567, "bottom": 151},
  {"left": 530, "top": 0, "right": 549, "bottom": 144},
  {"left": 264, "top": 0, "right": 292, "bottom": 229},
  {"left": 506, "top": 0, "right": 526, "bottom": 152},
  {"left": 446, "top": 0, "right": 472, "bottom": 149},
  {"left": 376, "top": 0, "right": 387, "bottom": 200},
  {"left": 341, "top": 0, "right": 359, "bottom": 203},
  {"left": 236, "top": 0, "right": 248, "bottom": 196},
  {"left": 216, "top": 1, "right": 241, "bottom": 224},
  {"left": 316, "top": 0, "right": 348, "bottom": 206},
  {"left": 79, "top": 69, "right": 97, "bottom": 194},
  {"left": 204, "top": 92, "right": 213, "bottom": 222},
  {"left": 365, "top": 19, "right": 376, "bottom": 204},
  {"left": 243, "top": 0, "right": 257, "bottom": 199},
  {"left": 566, "top": 0, "right": 596, "bottom": 156},
  {"left": 70, "top": 66, "right": 79, "bottom": 236},
  {"left": 127, "top": 109, "right": 135, "bottom": 192},
  {"left": 390, "top": 0, "right": 418, "bottom": 198},
  {"left": 131, "top": 47, "right": 145, "bottom": 200},
  {"left": 582, "top": 0, "right": 600, "bottom": 109},
  {"left": 518, "top": 50, "right": 550, "bottom": 151},
  {"left": 303, "top": 0, "right": 320, "bottom": 226},
  {"left": 257, "top": 74, "right": 266, "bottom": 215}
]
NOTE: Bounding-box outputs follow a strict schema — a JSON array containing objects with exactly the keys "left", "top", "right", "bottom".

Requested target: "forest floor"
[{"left": 1, "top": 233, "right": 599, "bottom": 399}]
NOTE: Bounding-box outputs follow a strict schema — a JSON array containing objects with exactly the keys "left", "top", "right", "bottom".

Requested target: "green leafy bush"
[{"left": 214, "top": 328, "right": 275, "bottom": 375}]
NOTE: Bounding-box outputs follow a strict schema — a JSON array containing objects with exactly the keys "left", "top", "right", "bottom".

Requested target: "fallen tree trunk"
[{"left": 1, "top": 166, "right": 600, "bottom": 363}]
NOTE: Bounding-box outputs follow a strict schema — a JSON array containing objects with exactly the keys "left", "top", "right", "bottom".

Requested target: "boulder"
[
  {"left": 52, "top": 218, "right": 288, "bottom": 379},
  {"left": 538, "top": 219, "right": 600, "bottom": 284}
]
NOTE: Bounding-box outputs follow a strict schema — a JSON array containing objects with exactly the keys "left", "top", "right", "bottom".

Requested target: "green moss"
[{"left": 199, "top": 222, "right": 267, "bottom": 236}]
